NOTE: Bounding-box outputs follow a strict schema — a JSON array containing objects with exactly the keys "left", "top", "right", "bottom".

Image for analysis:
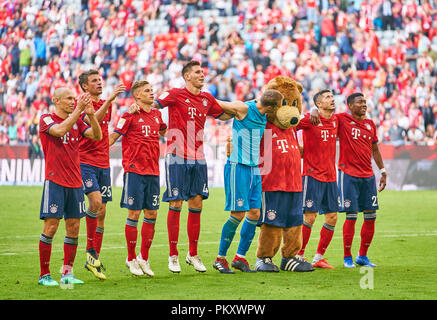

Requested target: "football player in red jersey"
[
  {"left": 311, "top": 92, "right": 387, "bottom": 268},
  {"left": 38, "top": 88, "right": 102, "bottom": 286},
  {"left": 296, "top": 90, "right": 338, "bottom": 269},
  {"left": 78, "top": 69, "right": 126, "bottom": 280},
  {"left": 148, "top": 60, "right": 232, "bottom": 273},
  {"left": 109, "top": 80, "right": 167, "bottom": 277}
]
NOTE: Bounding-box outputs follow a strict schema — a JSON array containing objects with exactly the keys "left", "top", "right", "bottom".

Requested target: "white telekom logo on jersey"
[
  {"left": 188, "top": 107, "right": 197, "bottom": 119},
  {"left": 142, "top": 125, "right": 151, "bottom": 136},
  {"left": 352, "top": 127, "right": 361, "bottom": 140},
  {"left": 321, "top": 130, "right": 330, "bottom": 141},
  {"left": 277, "top": 139, "right": 290, "bottom": 153}
]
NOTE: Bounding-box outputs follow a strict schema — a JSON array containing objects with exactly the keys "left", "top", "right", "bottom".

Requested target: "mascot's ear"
[{"left": 296, "top": 82, "right": 303, "bottom": 93}]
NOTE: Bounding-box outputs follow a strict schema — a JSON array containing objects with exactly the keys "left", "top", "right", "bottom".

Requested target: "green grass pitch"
[{"left": 0, "top": 186, "right": 436, "bottom": 300}]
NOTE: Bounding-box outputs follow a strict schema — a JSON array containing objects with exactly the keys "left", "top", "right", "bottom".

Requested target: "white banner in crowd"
[{"left": 0, "top": 158, "right": 227, "bottom": 188}]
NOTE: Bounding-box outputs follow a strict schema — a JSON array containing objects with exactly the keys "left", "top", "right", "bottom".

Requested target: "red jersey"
[
  {"left": 297, "top": 113, "right": 338, "bottom": 182},
  {"left": 155, "top": 88, "right": 224, "bottom": 160},
  {"left": 337, "top": 113, "right": 378, "bottom": 178},
  {"left": 79, "top": 99, "right": 111, "bottom": 168},
  {"left": 40, "top": 113, "right": 90, "bottom": 188},
  {"left": 114, "top": 108, "right": 167, "bottom": 176},
  {"left": 259, "top": 122, "right": 302, "bottom": 192}
]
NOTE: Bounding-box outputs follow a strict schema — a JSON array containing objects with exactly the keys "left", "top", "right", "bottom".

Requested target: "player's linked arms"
[
  {"left": 215, "top": 99, "right": 248, "bottom": 120},
  {"left": 309, "top": 106, "right": 321, "bottom": 125}
]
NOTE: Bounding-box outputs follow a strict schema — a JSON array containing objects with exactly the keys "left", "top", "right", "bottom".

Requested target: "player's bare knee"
[
  {"left": 144, "top": 210, "right": 158, "bottom": 220},
  {"left": 65, "top": 218, "right": 80, "bottom": 237},
  {"left": 128, "top": 210, "right": 141, "bottom": 221},
  {"left": 325, "top": 212, "right": 337, "bottom": 226},
  {"left": 169, "top": 200, "right": 183, "bottom": 209},
  {"left": 43, "top": 218, "right": 60, "bottom": 237},
  {"left": 188, "top": 195, "right": 203, "bottom": 210},
  {"left": 231, "top": 211, "right": 245, "bottom": 221},
  {"left": 98, "top": 204, "right": 106, "bottom": 220},
  {"left": 304, "top": 212, "right": 317, "bottom": 226},
  {"left": 247, "top": 208, "right": 260, "bottom": 220}
]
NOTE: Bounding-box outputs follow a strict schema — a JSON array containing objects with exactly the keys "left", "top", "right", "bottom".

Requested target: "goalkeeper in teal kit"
[{"left": 212, "top": 90, "right": 284, "bottom": 274}]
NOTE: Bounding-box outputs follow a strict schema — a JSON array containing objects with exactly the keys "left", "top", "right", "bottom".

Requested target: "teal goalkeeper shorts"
[{"left": 224, "top": 161, "right": 262, "bottom": 212}]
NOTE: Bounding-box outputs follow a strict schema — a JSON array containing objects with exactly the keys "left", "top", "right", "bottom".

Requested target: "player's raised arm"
[
  {"left": 372, "top": 142, "right": 387, "bottom": 192},
  {"left": 48, "top": 90, "right": 89, "bottom": 137},
  {"left": 82, "top": 101, "right": 103, "bottom": 141},
  {"left": 215, "top": 99, "right": 248, "bottom": 120},
  {"left": 85, "top": 83, "right": 127, "bottom": 123}
]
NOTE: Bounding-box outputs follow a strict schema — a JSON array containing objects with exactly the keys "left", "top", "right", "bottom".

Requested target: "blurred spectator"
[
  {"left": 28, "top": 134, "right": 42, "bottom": 159},
  {"left": 0, "top": 0, "right": 436, "bottom": 149}
]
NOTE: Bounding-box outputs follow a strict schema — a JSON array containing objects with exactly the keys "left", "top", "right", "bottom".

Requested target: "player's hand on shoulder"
[
  {"left": 310, "top": 106, "right": 320, "bottom": 125},
  {"left": 128, "top": 103, "right": 140, "bottom": 114}
]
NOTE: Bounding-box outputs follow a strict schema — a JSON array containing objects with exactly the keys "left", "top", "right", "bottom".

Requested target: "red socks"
[
  {"left": 140, "top": 218, "right": 156, "bottom": 261},
  {"left": 316, "top": 223, "right": 335, "bottom": 256},
  {"left": 359, "top": 215, "right": 376, "bottom": 256},
  {"left": 167, "top": 207, "right": 181, "bottom": 256},
  {"left": 94, "top": 227, "right": 104, "bottom": 257},
  {"left": 187, "top": 208, "right": 201, "bottom": 257},
  {"left": 343, "top": 212, "right": 357, "bottom": 258},
  {"left": 39, "top": 234, "right": 53, "bottom": 277},
  {"left": 343, "top": 212, "right": 376, "bottom": 257},
  {"left": 85, "top": 209, "right": 98, "bottom": 251},
  {"left": 167, "top": 207, "right": 202, "bottom": 257},
  {"left": 125, "top": 218, "right": 138, "bottom": 261},
  {"left": 298, "top": 221, "right": 312, "bottom": 256},
  {"left": 63, "top": 236, "right": 78, "bottom": 275}
]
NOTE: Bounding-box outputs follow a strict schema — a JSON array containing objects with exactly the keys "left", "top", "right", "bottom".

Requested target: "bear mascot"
[{"left": 254, "top": 76, "right": 315, "bottom": 272}]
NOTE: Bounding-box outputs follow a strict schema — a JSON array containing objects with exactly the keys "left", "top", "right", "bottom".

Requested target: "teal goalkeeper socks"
[
  {"left": 236, "top": 217, "right": 258, "bottom": 257},
  {"left": 218, "top": 216, "right": 241, "bottom": 257}
]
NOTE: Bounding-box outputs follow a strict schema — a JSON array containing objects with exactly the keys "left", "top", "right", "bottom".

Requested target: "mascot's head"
[{"left": 263, "top": 76, "right": 303, "bottom": 129}]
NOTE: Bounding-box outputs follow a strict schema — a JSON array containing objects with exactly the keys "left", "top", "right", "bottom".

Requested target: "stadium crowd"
[{"left": 0, "top": 0, "right": 437, "bottom": 151}]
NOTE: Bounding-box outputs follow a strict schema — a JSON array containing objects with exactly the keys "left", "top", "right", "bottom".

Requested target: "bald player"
[{"left": 38, "top": 88, "right": 102, "bottom": 286}]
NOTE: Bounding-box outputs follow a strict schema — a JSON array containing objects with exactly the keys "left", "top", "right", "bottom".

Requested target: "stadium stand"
[{"left": 0, "top": 0, "right": 436, "bottom": 151}]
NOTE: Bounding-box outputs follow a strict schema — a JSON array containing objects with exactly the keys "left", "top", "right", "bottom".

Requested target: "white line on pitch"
[{"left": 1, "top": 232, "right": 437, "bottom": 256}]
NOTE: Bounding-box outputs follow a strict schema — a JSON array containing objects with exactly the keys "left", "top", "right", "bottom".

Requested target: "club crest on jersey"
[
  {"left": 155, "top": 117, "right": 160, "bottom": 124},
  {"left": 236, "top": 198, "right": 244, "bottom": 207},
  {"left": 267, "top": 209, "right": 277, "bottom": 220},
  {"left": 306, "top": 200, "right": 314, "bottom": 208},
  {"left": 49, "top": 204, "right": 58, "bottom": 214},
  {"left": 128, "top": 197, "right": 135, "bottom": 206},
  {"left": 172, "top": 188, "right": 179, "bottom": 197},
  {"left": 365, "top": 123, "right": 371, "bottom": 131},
  {"left": 344, "top": 199, "right": 351, "bottom": 208},
  {"left": 202, "top": 99, "right": 208, "bottom": 107},
  {"left": 85, "top": 179, "right": 93, "bottom": 188},
  {"left": 73, "top": 124, "right": 78, "bottom": 130}
]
